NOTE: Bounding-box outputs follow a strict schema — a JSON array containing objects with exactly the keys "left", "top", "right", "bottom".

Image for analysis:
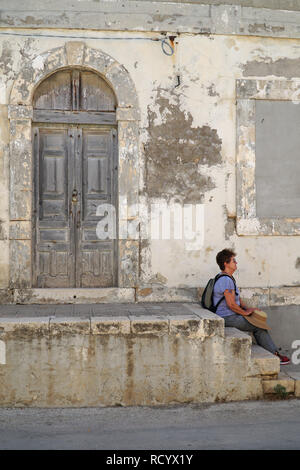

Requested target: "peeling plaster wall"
[
  {"left": 1, "top": 11, "right": 300, "bottom": 297},
  {"left": 140, "top": 34, "right": 300, "bottom": 291}
]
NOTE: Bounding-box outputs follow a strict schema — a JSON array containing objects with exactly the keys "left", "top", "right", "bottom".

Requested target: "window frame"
[{"left": 236, "top": 78, "right": 300, "bottom": 236}]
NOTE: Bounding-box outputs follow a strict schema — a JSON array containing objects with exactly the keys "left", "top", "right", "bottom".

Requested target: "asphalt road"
[{"left": 0, "top": 399, "right": 300, "bottom": 450}]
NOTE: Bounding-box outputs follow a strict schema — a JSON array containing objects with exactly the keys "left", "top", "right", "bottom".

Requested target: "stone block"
[
  {"left": 65, "top": 42, "right": 85, "bottom": 66},
  {"left": 0, "top": 289, "right": 13, "bottom": 303},
  {"left": 9, "top": 221, "right": 31, "bottom": 240},
  {"left": 116, "top": 107, "right": 140, "bottom": 122},
  {"left": 9, "top": 189, "right": 32, "bottom": 220},
  {"left": 184, "top": 303, "right": 225, "bottom": 338},
  {"left": 91, "top": 316, "right": 130, "bottom": 335},
  {"left": 249, "top": 344, "right": 280, "bottom": 377},
  {"left": 129, "top": 315, "right": 168, "bottom": 335},
  {"left": 243, "top": 377, "right": 264, "bottom": 400},
  {"left": 118, "top": 122, "right": 139, "bottom": 199},
  {"left": 43, "top": 47, "right": 67, "bottom": 78},
  {"left": 8, "top": 105, "right": 33, "bottom": 120},
  {"left": 0, "top": 243, "right": 9, "bottom": 289},
  {"left": 295, "top": 377, "right": 300, "bottom": 398},
  {"left": 105, "top": 63, "right": 139, "bottom": 109},
  {"left": 9, "top": 123, "right": 32, "bottom": 194},
  {"left": 10, "top": 162, "right": 32, "bottom": 193},
  {"left": 169, "top": 314, "right": 204, "bottom": 338},
  {"left": 224, "top": 327, "right": 252, "bottom": 363},
  {"left": 9, "top": 239, "right": 31, "bottom": 288},
  {"left": 262, "top": 372, "right": 295, "bottom": 394},
  {"left": 84, "top": 47, "right": 116, "bottom": 75},
  {"left": 0, "top": 317, "right": 50, "bottom": 340},
  {"left": 118, "top": 240, "right": 139, "bottom": 287},
  {"left": 9, "top": 118, "right": 32, "bottom": 141},
  {"left": 49, "top": 317, "right": 91, "bottom": 336},
  {"left": 284, "top": 372, "right": 300, "bottom": 397}
]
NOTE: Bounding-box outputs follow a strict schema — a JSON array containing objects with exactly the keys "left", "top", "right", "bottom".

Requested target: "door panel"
[
  {"left": 77, "top": 128, "right": 117, "bottom": 287},
  {"left": 33, "top": 69, "right": 116, "bottom": 113},
  {"left": 33, "top": 70, "right": 72, "bottom": 111},
  {"left": 33, "top": 128, "right": 74, "bottom": 287},
  {"left": 33, "top": 126, "right": 117, "bottom": 287},
  {"left": 80, "top": 71, "right": 116, "bottom": 111}
]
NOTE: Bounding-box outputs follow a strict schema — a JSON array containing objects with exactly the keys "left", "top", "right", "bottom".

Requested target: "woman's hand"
[{"left": 243, "top": 308, "right": 255, "bottom": 316}]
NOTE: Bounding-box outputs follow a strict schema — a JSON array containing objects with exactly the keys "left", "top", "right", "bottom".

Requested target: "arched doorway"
[
  {"left": 9, "top": 43, "right": 140, "bottom": 293},
  {"left": 32, "top": 69, "right": 118, "bottom": 287}
]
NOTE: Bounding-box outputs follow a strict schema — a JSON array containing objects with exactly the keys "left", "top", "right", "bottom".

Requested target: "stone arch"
[
  {"left": 8, "top": 42, "right": 140, "bottom": 290},
  {"left": 10, "top": 42, "right": 139, "bottom": 112}
]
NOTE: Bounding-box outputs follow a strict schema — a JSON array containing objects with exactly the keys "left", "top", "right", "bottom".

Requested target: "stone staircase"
[
  {"left": 0, "top": 302, "right": 299, "bottom": 406},
  {"left": 225, "top": 327, "right": 298, "bottom": 399}
]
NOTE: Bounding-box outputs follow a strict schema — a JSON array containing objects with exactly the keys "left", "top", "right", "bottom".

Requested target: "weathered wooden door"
[{"left": 32, "top": 70, "right": 118, "bottom": 287}]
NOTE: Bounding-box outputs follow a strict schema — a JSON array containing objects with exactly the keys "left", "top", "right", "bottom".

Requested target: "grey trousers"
[{"left": 224, "top": 313, "right": 278, "bottom": 354}]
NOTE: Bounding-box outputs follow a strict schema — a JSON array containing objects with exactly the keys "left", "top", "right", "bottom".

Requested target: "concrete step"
[
  {"left": 183, "top": 304, "right": 225, "bottom": 338},
  {"left": 0, "top": 311, "right": 261, "bottom": 406},
  {"left": 284, "top": 371, "right": 300, "bottom": 397},
  {"left": 262, "top": 371, "right": 296, "bottom": 395},
  {"left": 250, "top": 344, "right": 280, "bottom": 378},
  {"left": 225, "top": 326, "right": 253, "bottom": 342},
  {"left": 224, "top": 327, "right": 252, "bottom": 360}
]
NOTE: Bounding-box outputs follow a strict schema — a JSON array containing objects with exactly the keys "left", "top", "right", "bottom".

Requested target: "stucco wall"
[{"left": 0, "top": 2, "right": 299, "bottom": 303}]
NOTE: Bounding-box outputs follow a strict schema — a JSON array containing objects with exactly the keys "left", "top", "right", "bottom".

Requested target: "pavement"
[{"left": 0, "top": 400, "right": 300, "bottom": 450}]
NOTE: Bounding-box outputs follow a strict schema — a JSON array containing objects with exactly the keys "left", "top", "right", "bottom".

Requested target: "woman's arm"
[{"left": 224, "top": 290, "right": 254, "bottom": 316}]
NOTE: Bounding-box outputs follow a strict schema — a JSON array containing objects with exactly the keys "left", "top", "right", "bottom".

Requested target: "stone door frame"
[{"left": 8, "top": 42, "right": 140, "bottom": 289}]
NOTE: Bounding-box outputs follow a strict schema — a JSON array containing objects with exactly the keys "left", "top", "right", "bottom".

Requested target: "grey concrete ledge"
[
  {"left": 2, "top": 2, "right": 300, "bottom": 39},
  {"left": 0, "top": 303, "right": 224, "bottom": 338}
]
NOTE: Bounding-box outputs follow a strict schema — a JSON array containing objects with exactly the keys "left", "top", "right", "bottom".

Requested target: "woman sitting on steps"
[{"left": 213, "top": 248, "right": 290, "bottom": 365}]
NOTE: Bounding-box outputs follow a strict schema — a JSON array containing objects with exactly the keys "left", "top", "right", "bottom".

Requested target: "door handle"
[{"left": 72, "top": 189, "right": 78, "bottom": 203}]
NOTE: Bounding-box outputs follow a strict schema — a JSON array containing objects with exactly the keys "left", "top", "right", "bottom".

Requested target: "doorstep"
[
  {"left": 13, "top": 288, "right": 135, "bottom": 304},
  {"left": 0, "top": 287, "right": 199, "bottom": 305}
]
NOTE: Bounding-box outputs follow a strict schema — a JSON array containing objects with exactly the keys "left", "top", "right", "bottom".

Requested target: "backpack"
[{"left": 201, "top": 273, "right": 237, "bottom": 313}]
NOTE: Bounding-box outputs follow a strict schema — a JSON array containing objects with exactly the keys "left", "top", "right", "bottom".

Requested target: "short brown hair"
[{"left": 216, "top": 249, "right": 236, "bottom": 271}]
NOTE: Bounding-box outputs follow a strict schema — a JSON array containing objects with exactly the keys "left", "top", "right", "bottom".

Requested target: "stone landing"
[{"left": 0, "top": 303, "right": 298, "bottom": 407}]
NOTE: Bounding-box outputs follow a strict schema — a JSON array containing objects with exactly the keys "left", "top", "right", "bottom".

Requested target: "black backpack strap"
[
  {"left": 214, "top": 295, "right": 225, "bottom": 310},
  {"left": 212, "top": 273, "right": 237, "bottom": 311},
  {"left": 214, "top": 273, "right": 237, "bottom": 294}
]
